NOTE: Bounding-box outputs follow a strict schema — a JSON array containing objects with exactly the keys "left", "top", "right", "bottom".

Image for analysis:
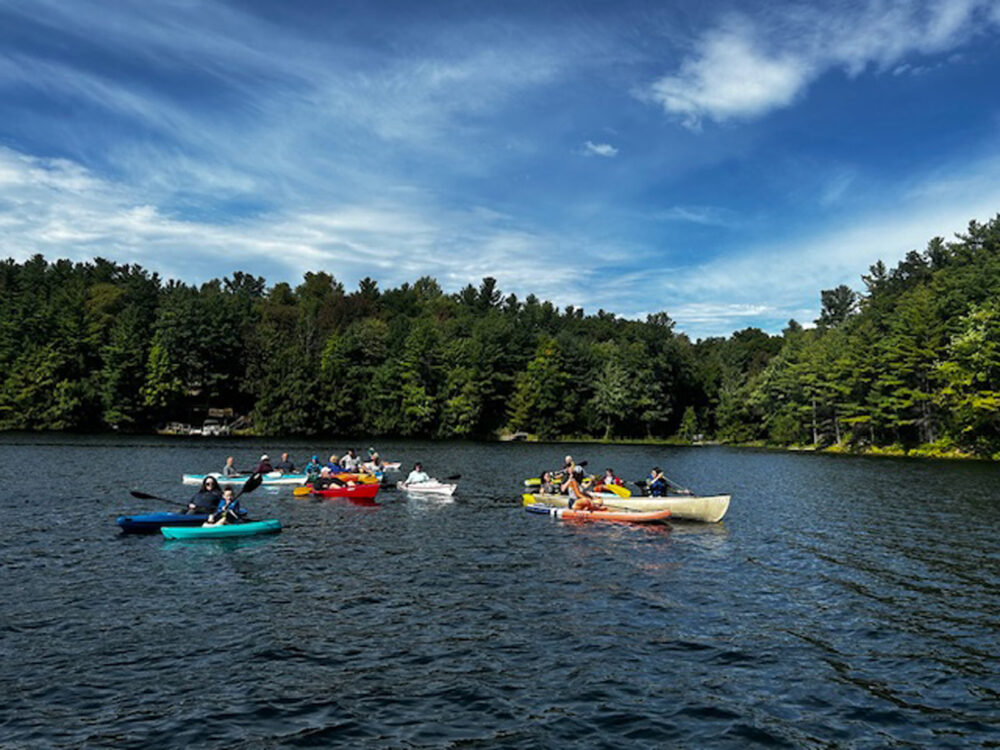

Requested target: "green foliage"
[{"left": 5, "top": 214, "right": 1000, "bottom": 452}]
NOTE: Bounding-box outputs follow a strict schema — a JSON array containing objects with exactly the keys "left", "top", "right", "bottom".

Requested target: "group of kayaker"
[
  {"left": 533, "top": 455, "right": 674, "bottom": 509},
  {"left": 219, "top": 447, "right": 390, "bottom": 478}
]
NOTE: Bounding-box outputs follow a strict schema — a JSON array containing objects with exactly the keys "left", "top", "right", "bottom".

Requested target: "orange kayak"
[{"left": 525, "top": 505, "right": 670, "bottom": 523}]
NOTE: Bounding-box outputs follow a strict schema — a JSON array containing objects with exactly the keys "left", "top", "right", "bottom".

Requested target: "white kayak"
[
  {"left": 397, "top": 479, "right": 457, "bottom": 496},
  {"left": 182, "top": 471, "right": 308, "bottom": 486},
  {"left": 522, "top": 492, "right": 731, "bottom": 523}
]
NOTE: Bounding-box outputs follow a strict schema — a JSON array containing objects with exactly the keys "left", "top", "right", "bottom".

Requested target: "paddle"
[
  {"left": 128, "top": 490, "right": 189, "bottom": 510},
  {"left": 131, "top": 472, "right": 263, "bottom": 512}
]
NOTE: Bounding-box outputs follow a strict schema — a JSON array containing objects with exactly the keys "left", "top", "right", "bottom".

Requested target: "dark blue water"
[{"left": 1, "top": 435, "right": 998, "bottom": 748}]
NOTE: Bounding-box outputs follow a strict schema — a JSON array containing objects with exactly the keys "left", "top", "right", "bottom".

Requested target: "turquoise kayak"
[{"left": 161, "top": 519, "right": 282, "bottom": 539}]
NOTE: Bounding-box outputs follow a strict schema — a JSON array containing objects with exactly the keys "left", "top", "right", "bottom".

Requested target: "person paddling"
[
  {"left": 186, "top": 476, "right": 222, "bottom": 515},
  {"left": 405, "top": 462, "right": 430, "bottom": 485},
  {"left": 648, "top": 467, "right": 668, "bottom": 497},
  {"left": 207, "top": 486, "right": 242, "bottom": 526},
  {"left": 561, "top": 465, "right": 604, "bottom": 511}
]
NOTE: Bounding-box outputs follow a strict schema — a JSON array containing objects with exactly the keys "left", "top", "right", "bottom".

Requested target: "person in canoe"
[
  {"left": 274, "top": 452, "right": 296, "bottom": 474},
  {"left": 647, "top": 467, "right": 668, "bottom": 497},
  {"left": 222, "top": 456, "right": 240, "bottom": 477},
  {"left": 364, "top": 451, "right": 384, "bottom": 473},
  {"left": 595, "top": 468, "right": 623, "bottom": 491},
  {"left": 254, "top": 454, "right": 274, "bottom": 474},
  {"left": 340, "top": 448, "right": 361, "bottom": 472},
  {"left": 538, "top": 471, "right": 557, "bottom": 494},
  {"left": 405, "top": 462, "right": 430, "bottom": 485},
  {"left": 186, "top": 475, "right": 223, "bottom": 514},
  {"left": 561, "top": 465, "right": 605, "bottom": 511},
  {"left": 305, "top": 455, "right": 323, "bottom": 476},
  {"left": 207, "top": 485, "right": 242, "bottom": 525},
  {"left": 326, "top": 453, "right": 345, "bottom": 473}
]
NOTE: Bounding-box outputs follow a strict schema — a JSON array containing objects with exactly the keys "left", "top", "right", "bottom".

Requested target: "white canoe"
[
  {"left": 522, "top": 492, "right": 730, "bottom": 523},
  {"left": 397, "top": 480, "right": 457, "bottom": 496},
  {"left": 182, "top": 471, "right": 308, "bottom": 486}
]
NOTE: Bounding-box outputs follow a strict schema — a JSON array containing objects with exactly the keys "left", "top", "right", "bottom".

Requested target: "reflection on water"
[{"left": 0, "top": 435, "right": 998, "bottom": 748}]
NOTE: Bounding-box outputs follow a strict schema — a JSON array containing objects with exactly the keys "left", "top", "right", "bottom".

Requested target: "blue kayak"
[
  {"left": 117, "top": 510, "right": 247, "bottom": 534},
  {"left": 161, "top": 519, "right": 282, "bottom": 540}
]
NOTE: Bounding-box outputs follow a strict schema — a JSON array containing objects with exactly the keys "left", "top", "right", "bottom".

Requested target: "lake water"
[{"left": 1, "top": 434, "right": 998, "bottom": 748}]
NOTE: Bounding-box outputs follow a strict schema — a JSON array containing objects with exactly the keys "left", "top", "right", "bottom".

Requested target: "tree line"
[{"left": 2, "top": 214, "right": 999, "bottom": 456}]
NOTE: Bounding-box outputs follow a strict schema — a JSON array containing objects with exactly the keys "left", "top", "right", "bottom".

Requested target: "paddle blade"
[
  {"left": 238, "top": 472, "right": 264, "bottom": 496},
  {"left": 445, "top": 473, "right": 461, "bottom": 481},
  {"left": 292, "top": 486, "right": 312, "bottom": 496},
  {"left": 603, "top": 484, "right": 631, "bottom": 498},
  {"left": 129, "top": 490, "right": 160, "bottom": 501}
]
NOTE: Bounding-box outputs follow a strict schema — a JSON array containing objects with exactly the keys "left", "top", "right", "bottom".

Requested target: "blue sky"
[{"left": 2, "top": 0, "right": 999, "bottom": 339}]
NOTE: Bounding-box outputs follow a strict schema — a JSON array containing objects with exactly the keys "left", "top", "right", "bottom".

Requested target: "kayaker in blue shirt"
[
  {"left": 186, "top": 476, "right": 222, "bottom": 514},
  {"left": 648, "top": 467, "right": 668, "bottom": 497},
  {"left": 305, "top": 455, "right": 323, "bottom": 476},
  {"left": 208, "top": 486, "right": 242, "bottom": 525},
  {"left": 326, "top": 454, "right": 344, "bottom": 473},
  {"left": 274, "top": 452, "right": 296, "bottom": 473}
]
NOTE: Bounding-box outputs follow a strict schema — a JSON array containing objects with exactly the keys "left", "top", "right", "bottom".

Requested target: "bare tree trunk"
[{"left": 811, "top": 397, "right": 818, "bottom": 445}]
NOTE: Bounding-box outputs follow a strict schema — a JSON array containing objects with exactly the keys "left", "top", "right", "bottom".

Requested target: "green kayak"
[{"left": 161, "top": 519, "right": 282, "bottom": 539}]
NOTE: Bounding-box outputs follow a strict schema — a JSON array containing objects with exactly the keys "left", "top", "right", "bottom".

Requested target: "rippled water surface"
[{"left": 1, "top": 435, "right": 998, "bottom": 748}]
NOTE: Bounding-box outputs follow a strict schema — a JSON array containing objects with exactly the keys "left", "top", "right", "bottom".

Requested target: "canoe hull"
[
  {"left": 522, "top": 493, "right": 730, "bottom": 523},
  {"left": 525, "top": 505, "right": 671, "bottom": 523},
  {"left": 161, "top": 519, "right": 282, "bottom": 539},
  {"left": 118, "top": 512, "right": 207, "bottom": 534},
  {"left": 397, "top": 481, "right": 457, "bottom": 496},
  {"left": 182, "top": 472, "right": 308, "bottom": 486}
]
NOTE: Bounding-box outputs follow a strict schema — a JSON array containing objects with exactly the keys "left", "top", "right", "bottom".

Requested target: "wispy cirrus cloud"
[
  {"left": 583, "top": 141, "right": 618, "bottom": 157},
  {"left": 646, "top": 0, "right": 1000, "bottom": 127}
]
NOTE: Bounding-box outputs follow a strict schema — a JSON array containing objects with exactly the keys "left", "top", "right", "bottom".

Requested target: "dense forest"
[{"left": 2, "top": 215, "right": 1000, "bottom": 457}]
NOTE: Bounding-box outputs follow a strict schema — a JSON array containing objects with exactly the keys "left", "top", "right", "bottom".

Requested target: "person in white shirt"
[{"left": 405, "top": 462, "right": 430, "bottom": 485}]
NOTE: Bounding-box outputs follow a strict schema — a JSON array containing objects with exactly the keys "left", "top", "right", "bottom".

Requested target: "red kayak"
[{"left": 311, "top": 483, "right": 380, "bottom": 500}]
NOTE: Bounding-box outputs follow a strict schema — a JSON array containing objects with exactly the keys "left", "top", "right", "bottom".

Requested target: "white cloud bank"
[{"left": 647, "top": 0, "right": 1000, "bottom": 127}]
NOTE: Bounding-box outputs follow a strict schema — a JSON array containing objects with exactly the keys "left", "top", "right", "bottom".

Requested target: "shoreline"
[{"left": 2, "top": 428, "right": 995, "bottom": 462}]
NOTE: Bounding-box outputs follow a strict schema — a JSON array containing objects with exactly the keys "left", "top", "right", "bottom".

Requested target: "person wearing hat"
[
  {"left": 253, "top": 454, "right": 274, "bottom": 474},
  {"left": 305, "top": 455, "right": 323, "bottom": 476}
]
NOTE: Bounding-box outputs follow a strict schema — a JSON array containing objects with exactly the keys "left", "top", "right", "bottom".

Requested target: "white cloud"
[
  {"left": 583, "top": 141, "right": 619, "bottom": 157},
  {"left": 647, "top": 1, "right": 999, "bottom": 127},
  {"left": 0, "top": 146, "right": 602, "bottom": 305}
]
